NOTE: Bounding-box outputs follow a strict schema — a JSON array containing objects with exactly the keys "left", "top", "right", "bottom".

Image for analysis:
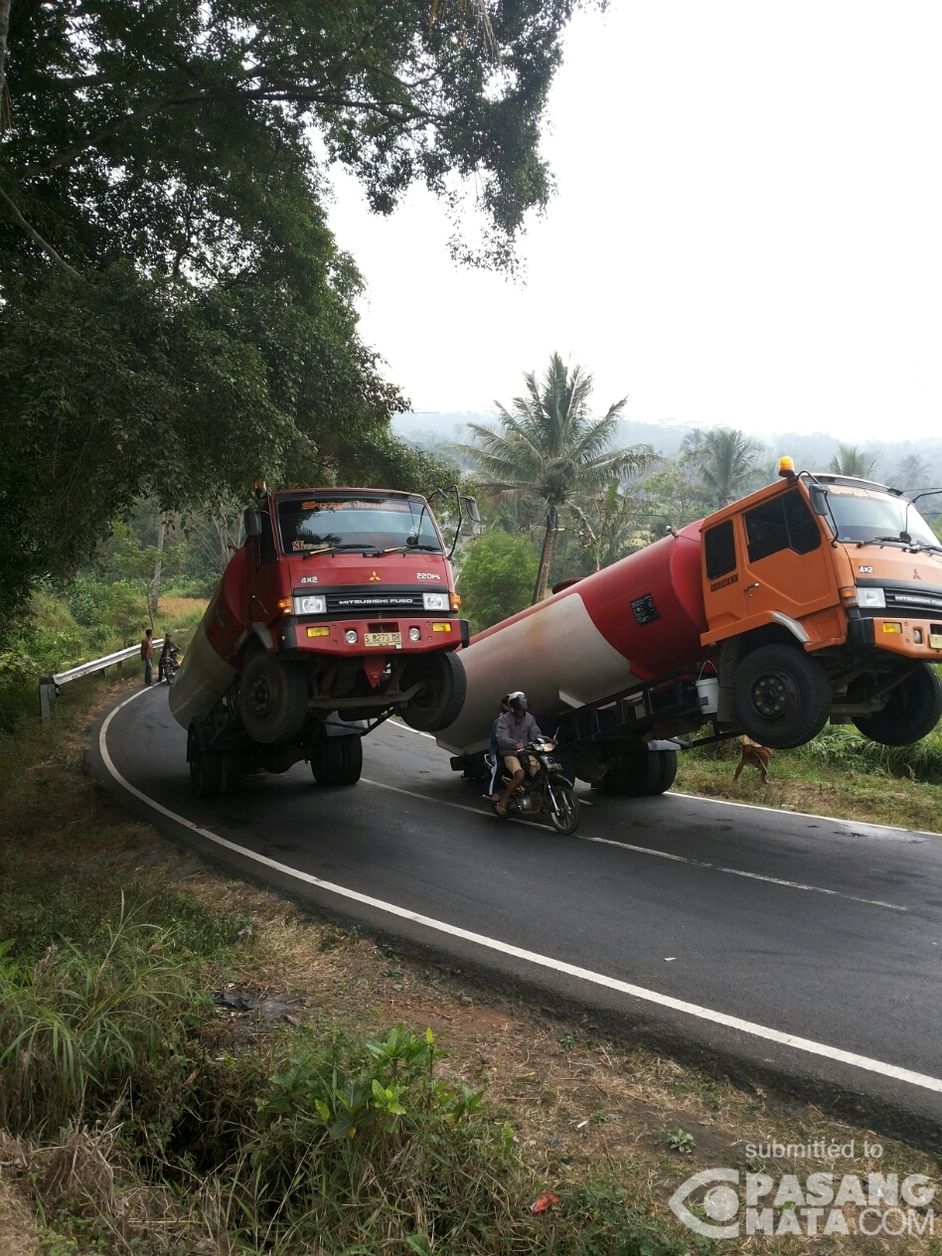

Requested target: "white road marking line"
[
  {"left": 361, "top": 777, "right": 908, "bottom": 913},
  {"left": 100, "top": 691, "right": 942, "bottom": 1095},
  {"left": 668, "top": 791, "right": 942, "bottom": 840}
]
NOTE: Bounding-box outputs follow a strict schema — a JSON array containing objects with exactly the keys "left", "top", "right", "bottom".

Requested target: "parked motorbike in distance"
[
  {"left": 161, "top": 649, "right": 181, "bottom": 685},
  {"left": 488, "top": 739, "right": 580, "bottom": 835}
]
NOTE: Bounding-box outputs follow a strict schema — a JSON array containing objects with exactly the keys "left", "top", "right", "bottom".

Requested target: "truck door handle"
[{"left": 745, "top": 582, "right": 760, "bottom": 594}]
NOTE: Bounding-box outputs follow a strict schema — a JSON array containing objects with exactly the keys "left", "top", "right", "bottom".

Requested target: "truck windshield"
[
  {"left": 825, "top": 486, "right": 940, "bottom": 548},
  {"left": 277, "top": 496, "right": 444, "bottom": 555}
]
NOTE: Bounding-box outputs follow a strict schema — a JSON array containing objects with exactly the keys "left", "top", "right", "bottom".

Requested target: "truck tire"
[
  {"left": 654, "top": 748, "right": 678, "bottom": 793},
  {"left": 733, "top": 644, "right": 830, "bottom": 749},
  {"left": 853, "top": 663, "right": 942, "bottom": 746},
  {"left": 601, "top": 746, "right": 675, "bottom": 796},
  {"left": 218, "top": 751, "right": 243, "bottom": 795},
  {"left": 188, "top": 725, "right": 222, "bottom": 797},
  {"left": 401, "top": 650, "right": 467, "bottom": 733},
  {"left": 311, "top": 734, "right": 363, "bottom": 786},
  {"left": 239, "top": 654, "right": 309, "bottom": 745}
]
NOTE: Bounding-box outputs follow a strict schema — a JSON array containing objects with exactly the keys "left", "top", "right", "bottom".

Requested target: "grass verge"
[
  {"left": 675, "top": 735, "right": 942, "bottom": 832},
  {"left": 1, "top": 678, "right": 940, "bottom": 1254}
]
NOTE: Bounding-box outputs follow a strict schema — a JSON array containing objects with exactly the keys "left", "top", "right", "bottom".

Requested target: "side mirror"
[
  {"left": 809, "top": 485, "right": 828, "bottom": 516},
  {"left": 463, "top": 496, "right": 482, "bottom": 529},
  {"left": 243, "top": 508, "right": 263, "bottom": 538}
]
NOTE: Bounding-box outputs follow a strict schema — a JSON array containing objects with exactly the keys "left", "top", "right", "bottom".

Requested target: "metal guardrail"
[{"left": 40, "top": 639, "right": 164, "bottom": 722}]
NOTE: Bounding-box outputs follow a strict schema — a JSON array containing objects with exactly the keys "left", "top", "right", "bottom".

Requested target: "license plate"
[
  {"left": 930, "top": 633, "right": 942, "bottom": 649},
  {"left": 364, "top": 631, "right": 401, "bottom": 647}
]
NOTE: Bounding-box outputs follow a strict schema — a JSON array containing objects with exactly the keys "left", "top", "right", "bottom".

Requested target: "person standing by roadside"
[{"left": 140, "top": 627, "right": 155, "bottom": 686}]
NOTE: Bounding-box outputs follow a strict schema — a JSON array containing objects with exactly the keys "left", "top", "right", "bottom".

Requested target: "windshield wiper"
[
  {"left": 855, "top": 534, "right": 913, "bottom": 548},
  {"left": 298, "top": 543, "right": 366, "bottom": 558},
  {"left": 378, "top": 542, "right": 443, "bottom": 554}
]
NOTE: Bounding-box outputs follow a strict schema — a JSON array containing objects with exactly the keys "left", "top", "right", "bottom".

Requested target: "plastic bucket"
[{"left": 696, "top": 677, "right": 719, "bottom": 714}]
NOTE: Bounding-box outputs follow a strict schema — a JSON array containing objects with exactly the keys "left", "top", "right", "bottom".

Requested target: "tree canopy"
[{"left": 0, "top": 0, "right": 579, "bottom": 637}]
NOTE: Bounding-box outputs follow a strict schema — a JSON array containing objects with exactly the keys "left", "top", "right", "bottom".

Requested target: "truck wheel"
[
  {"left": 401, "top": 650, "right": 467, "bottom": 733},
  {"left": 853, "top": 663, "right": 942, "bottom": 746},
  {"left": 733, "top": 644, "right": 830, "bottom": 749},
  {"left": 239, "top": 654, "right": 308, "bottom": 745},
  {"left": 601, "top": 747, "right": 675, "bottom": 796},
  {"left": 653, "top": 749, "right": 678, "bottom": 793},
  {"left": 311, "top": 734, "right": 363, "bottom": 786},
  {"left": 218, "top": 751, "right": 243, "bottom": 795},
  {"left": 188, "top": 726, "right": 222, "bottom": 797}
]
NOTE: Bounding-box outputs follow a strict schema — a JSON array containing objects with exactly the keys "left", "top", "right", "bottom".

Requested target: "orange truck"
[
  {"left": 170, "top": 485, "right": 475, "bottom": 795},
  {"left": 438, "top": 462, "right": 942, "bottom": 793}
]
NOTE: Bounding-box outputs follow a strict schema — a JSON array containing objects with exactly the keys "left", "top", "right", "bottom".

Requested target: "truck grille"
[
  {"left": 883, "top": 587, "right": 942, "bottom": 616},
  {"left": 324, "top": 587, "right": 434, "bottom": 616}
]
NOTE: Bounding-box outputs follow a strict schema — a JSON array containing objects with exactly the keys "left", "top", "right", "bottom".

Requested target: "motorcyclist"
[
  {"left": 494, "top": 691, "right": 544, "bottom": 815},
  {"left": 158, "top": 633, "right": 179, "bottom": 683}
]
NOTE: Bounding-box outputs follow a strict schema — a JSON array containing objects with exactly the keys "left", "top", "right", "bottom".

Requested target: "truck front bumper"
[
  {"left": 278, "top": 616, "right": 470, "bottom": 655},
  {"left": 846, "top": 614, "right": 942, "bottom": 658}
]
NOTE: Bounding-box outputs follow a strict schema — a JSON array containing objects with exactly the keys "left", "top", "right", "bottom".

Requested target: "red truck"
[
  {"left": 170, "top": 485, "right": 475, "bottom": 795},
  {"left": 439, "top": 463, "right": 942, "bottom": 795}
]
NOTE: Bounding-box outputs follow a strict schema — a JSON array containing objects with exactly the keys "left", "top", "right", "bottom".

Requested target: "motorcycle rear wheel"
[{"left": 548, "top": 784, "right": 579, "bottom": 835}]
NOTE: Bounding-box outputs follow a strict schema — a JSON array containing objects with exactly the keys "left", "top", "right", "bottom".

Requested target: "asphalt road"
[{"left": 91, "top": 686, "right": 942, "bottom": 1139}]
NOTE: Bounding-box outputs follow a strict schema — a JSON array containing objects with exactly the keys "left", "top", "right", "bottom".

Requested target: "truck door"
[
  {"left": 245, "top": 506, "right": 279, "bottom": 633},
  {"left": 702, "top": 487, "right": 837, "bottom": 644},
  {"left": 736, "top": 487, "right": 836, "bottom": 631}
]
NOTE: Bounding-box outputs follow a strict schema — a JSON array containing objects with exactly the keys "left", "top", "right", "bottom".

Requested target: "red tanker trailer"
[
  {"left": 171, "top": 485, "right": 474, "bottom": 796},
  {"left": 439, "top": 463, "right": 942, "bottom": 795}
]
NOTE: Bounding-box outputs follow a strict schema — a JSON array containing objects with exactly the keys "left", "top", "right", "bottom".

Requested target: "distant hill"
[{"left": 392, "top": 412, "right": 942, "bottom": 488}]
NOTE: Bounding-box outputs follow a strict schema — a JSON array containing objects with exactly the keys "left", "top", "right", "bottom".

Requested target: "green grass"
[{"left": 676, "top": 725, "right": 942, "bottom": 832}]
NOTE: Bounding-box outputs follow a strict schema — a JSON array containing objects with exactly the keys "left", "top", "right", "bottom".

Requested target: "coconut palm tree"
[
  {"left": 688, "top": 427, "right": 765, "bottom": 509},
  {"left": 458, "top": 353, "right": 651, "bottom": 602},
  {"left": 895, "top": 453, "right": 933, "bottom": 494},
  {"left": 828, "top": 444, "right": 878, "bottom": 478}
]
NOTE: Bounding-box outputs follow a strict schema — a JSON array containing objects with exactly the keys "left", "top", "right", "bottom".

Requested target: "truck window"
[
  {"left": 704, "top": 520, "right": 736, "bottom": 579},
  {"left": 744, "top": 490, "right": 821, "bottom": 562},
  {"left": 278, "top": 496, "right": 443, "bottom": 554}
]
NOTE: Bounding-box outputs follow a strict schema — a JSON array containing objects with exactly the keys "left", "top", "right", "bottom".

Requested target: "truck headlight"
[
  {"left": 422, "top": 592, "right": 449, "bottom": 611},
  {"left": 856, "top": 588, "right": 886, "bottom": 609},
  {"left": 293, "top": 594, "right": 327, "bottom": 615}
]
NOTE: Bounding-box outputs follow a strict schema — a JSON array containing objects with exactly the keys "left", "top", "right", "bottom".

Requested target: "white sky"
[{"left": 327, "top": 0, "right": 942, "bottom": 441}]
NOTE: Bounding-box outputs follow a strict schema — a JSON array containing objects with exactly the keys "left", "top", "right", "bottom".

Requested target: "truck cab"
[
  {"left": 232, "top": 488, "right": 470, "bottom": 740},
  {"left": 700, "top": 466, "right": 942, "bottom": 747}
]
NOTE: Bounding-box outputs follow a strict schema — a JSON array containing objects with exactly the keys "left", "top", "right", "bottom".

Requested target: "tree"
[
  {"left": 687, "top": 428, "right": 765, "bottom": 509},
  {"left": 568, "top": 479, "right": 647, "bottom": 572},
  {"left": 895, "top": 453, "right": 933, "bottom": 494},
  {"left": 828, "top": 444, "right": 878, "bottom": 478},
  {"left": 0, "top": 0, "right": 580, "bottom": 639},
  {"left": 456, "top": 531, "right": 538, "bottom": 633},
  {"left": 458, "top": 353, "right": 651, "bottom": 602}
]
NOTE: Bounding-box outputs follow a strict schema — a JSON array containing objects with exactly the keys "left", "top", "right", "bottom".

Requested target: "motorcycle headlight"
[
  {"left": 856, "top": 587, "right": 886, "bottom": 609},
  {"left": 422, "top": 592, "right": 449, "bottom": 612},
  {"left": 293, "top": 594, "right": 327, "bottom": 615}
]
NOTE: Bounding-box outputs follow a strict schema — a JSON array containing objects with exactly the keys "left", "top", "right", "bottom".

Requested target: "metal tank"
[
  {"left": 435, "top": 521, "right": 707, "bottom": 755},
  {"left": 168, "top": 551, "right": 245, "bottom": 729}
]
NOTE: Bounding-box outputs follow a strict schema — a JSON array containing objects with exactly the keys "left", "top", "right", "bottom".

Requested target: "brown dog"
[{"left": 733, "top": 736, "right": 773, "bottom": 783}]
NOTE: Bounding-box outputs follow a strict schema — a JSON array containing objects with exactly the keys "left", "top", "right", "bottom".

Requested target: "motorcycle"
[
  {"left": 160, "top": 648, "right": 181, "bottom": 685},
  {"left": 487, "top": 739, "right": 580, "bottom": 835}
]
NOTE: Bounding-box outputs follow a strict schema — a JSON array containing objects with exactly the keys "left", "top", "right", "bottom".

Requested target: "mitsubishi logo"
[{"left": 369, "top": 570, "right": 381, "bottom": 582}]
